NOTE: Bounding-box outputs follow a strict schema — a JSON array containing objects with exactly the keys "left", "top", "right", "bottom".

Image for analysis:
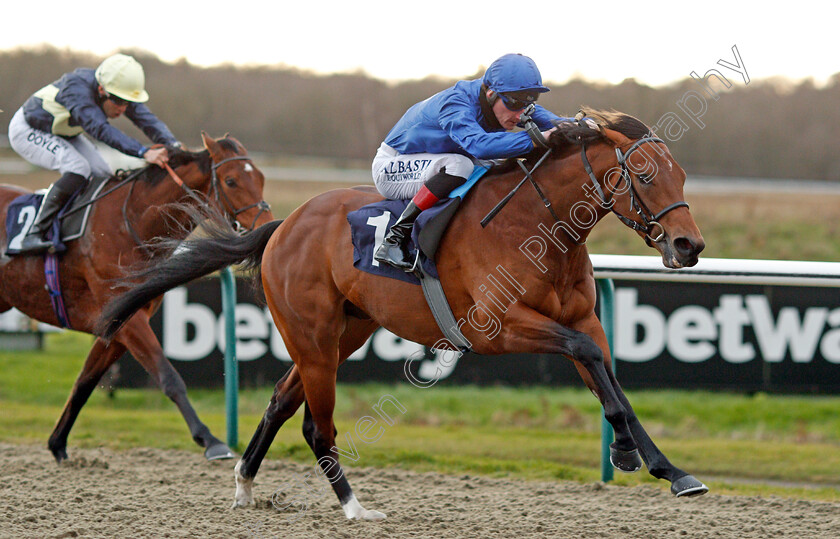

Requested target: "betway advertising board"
[{"left": 116, "top": 277, "right": 840, "bottom": 393}]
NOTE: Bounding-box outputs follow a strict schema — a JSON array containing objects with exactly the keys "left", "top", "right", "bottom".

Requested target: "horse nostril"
[{"left": 674, "top": 237, "right": 704, "bottom": 257}]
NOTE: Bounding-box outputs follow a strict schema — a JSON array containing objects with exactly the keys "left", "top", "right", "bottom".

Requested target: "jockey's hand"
[{"left": 144, "top": 147, "right": 170, "bottom": 168}]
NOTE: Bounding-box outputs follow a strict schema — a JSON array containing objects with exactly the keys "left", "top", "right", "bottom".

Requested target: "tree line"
[{"left": 2, "top": 46, "right": 839, "bottom": 180}]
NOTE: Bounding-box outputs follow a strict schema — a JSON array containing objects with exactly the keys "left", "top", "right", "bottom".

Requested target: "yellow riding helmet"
[{"left": 95, "top": 54, "right": 149, "bottom": 103}]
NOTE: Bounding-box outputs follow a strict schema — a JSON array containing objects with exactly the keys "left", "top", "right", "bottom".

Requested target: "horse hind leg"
[
  {"left": 48, "top": 337, "right": 126, "bottom": 463},
  {"left": 233, "top": 364, "right": 305, "bottom": 508},
  {"left": 298, "top": 360, "right": 385, "bottom": 520},
  {"left": 116, "top": 315, "right": 232, "bottom": 460},
  {"left": 234, "top": 319, "right": 378, "bottom": 510}
]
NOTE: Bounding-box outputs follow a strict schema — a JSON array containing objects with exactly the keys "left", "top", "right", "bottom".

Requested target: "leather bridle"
[
  {"left": 161, "top": 155, "right": 272, "bottom": 235},
  {"left": 580, "top": 134, "right": 689, "bottom": 245},
  {"left": 207, "top": 156, "right": 272, "bottom": 232}
]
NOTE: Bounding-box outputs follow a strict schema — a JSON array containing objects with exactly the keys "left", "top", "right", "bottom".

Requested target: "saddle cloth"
[
  {"left": 5, "top": 176, "right": 112, "bottom": 255},
  {"left": 346, "top": 165, "right": 489, "bottom": 284}
]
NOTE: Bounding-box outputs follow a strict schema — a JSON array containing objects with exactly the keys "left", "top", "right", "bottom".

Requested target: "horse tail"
[{"left": 96, "top": 218, "right": 283, "bottom": 341}]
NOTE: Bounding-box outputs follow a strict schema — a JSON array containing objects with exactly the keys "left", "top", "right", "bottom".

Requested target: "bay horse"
[
  {"left": 0, "top": 133, "right": 273, "bottom": 463},
  {"left": 98, "top": 109, "right": 707, "bottom": 520}
]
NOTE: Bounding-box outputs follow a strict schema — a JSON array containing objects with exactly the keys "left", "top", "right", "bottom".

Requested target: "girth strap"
[
  {"left": 44, "top": 253, "right": 71, "bottom": 328},
  {"left": 417, "top": 258, "right": 471, "bottom": 353}
]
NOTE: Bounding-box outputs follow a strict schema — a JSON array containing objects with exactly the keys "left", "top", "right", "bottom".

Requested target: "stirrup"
[{"left": 375, "top": 243, "right": 414, "bottom": 270}]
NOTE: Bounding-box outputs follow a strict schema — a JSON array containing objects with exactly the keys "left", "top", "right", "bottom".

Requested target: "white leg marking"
[
  {"left": 341, "top": 494, "right": 387, "bottom": 520},
  {"left": 232, "top": 460, "right": 255, "bottom": 508}
]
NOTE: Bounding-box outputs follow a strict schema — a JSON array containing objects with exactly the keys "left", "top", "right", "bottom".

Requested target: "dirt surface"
[{"left": 1, "top": 442, "right": 838, "bottom": 539}]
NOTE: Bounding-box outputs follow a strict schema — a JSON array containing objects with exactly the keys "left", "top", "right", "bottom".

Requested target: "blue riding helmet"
[{"left": 483, "top": 54, "right": 551, "bottom": 94}]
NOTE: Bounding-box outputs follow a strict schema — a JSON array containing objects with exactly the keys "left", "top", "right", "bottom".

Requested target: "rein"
[
  {"left": 481, "top": 106, "right": 556, "bottom": 228},
  {"left": 61, "top": 151, "right": 271, "bottom": 255},
  {"left": 480, "top": 148, "right": 554, "bottom": 227},
  {"left": 580, "top": 135, "right": 689, "bottom": 244},
  {"left": 135, "top": 155, "right": 271, "bottom": 248},
  {"left": 482, "top": 130, "right": 689, "bottom": 247},
  {"left": 122, "top": 161, "right": 209, "bottom": 256}
]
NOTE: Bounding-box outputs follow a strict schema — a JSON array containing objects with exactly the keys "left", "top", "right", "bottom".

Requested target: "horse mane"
[
  {"left": 489, "top": 107, "right": 651, "bottom": 175},
  {"left": 577, "top": 107, "right": 652, "bottom": 140},
  {"left": 545, "top": 107, "right": 652, "bottom": 150}
]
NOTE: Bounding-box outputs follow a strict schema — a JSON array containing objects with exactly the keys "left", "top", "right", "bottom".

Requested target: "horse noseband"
[
  {"left": 210, "top": 156, "right": 272, "bottom": 231},
  {"left": 585, "top": 135, "right": 689, "bottom": 243}
]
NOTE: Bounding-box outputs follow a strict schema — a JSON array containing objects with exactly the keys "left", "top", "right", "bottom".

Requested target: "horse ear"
[
  {"left": 601, "top": 128, "right": 631, "bottom": 147},
  {"left": 201, "top": 131, "right": 219, "bottom": 154}
]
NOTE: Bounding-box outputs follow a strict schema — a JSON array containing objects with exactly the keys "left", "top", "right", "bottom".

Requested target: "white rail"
[{"left": 590, "top": 255, "right": 840, "bottom": 287}]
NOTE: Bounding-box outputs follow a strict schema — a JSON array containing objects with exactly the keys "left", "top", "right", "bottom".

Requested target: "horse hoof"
[
  {"left": 51, "top": 447, "right": 68, "bottom": 464},
  {"left": 347, "top": 508, "right": 387, "bottom": 520},
  {"left": 671, "top": 475, "right": 709, "bottom": 497},
  {"left": 342, "top": 494, "right": 387, "bottom": 520},
  {"left": 205, "top": 443, "right": 235, "bottom": 461},
  {"left": 358, "top": 509, "right": 387, "bottom": 520},
  {"left": 231, "top": 498, "right": 254, "bottom": 509},
  {"left": 609, "top": 443, "right": 642, "bottom": 473},
  {"left": 233, "top": 461, "right": 254, "bottom": 508}
]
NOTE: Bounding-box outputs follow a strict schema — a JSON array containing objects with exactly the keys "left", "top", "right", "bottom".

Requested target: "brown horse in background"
[
  {"left": 0, "top": 133, "right": 273, "bottom": 462},
  {"left": 98, "top": 109, "right": 707, "bottom": 520}
]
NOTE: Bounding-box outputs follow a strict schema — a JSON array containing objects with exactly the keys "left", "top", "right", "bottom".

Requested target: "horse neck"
[
  {"left": 475, "top": 144, "right": 616, "bottom": 250},
  {"left": 123, "top": 162, "right": 214, "bottom": 242},
  {"left": 544, "top": 143, "right": 618, "bottom": 242}
]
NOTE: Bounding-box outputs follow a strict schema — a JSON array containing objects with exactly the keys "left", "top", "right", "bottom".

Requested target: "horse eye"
[
  {"left": 225, "top": 177, "right": 237, "bottom": 187},
  {"left": 638, "top": 173, "right": 652, "bottom": 184}
]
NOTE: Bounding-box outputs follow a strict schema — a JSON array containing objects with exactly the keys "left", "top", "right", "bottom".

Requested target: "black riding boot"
[
  {"left": 374, "top": 202, "right": 422, "bottom": 271},
  {"left": 18, "top": 172, "right": 87, "bottom": 254}
]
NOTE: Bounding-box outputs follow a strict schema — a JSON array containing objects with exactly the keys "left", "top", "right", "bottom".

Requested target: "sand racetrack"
[{"left": 1, "top": 442, "right": 838, "bottom": 538}]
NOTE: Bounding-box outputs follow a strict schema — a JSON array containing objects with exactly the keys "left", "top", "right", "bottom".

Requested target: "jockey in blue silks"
[
  {"left": 372, "top": 53, "right": 568, "bottom": 271},
  {"left": 8, "top": 53, "right": 177, "bottom": 254}
]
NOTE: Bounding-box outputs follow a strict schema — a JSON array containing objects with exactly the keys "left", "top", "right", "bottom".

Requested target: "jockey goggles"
[
  {"left": 108, "top": 93, "right": 132, "bottom": 107},
  {"left": 499, "top": 91, "right": 539, "bottom": 111}
]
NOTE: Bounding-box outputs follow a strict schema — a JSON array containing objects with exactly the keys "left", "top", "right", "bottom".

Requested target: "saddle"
[
  {"left": 347, "top": 165, "right": 489, "bottom": 352},
  {"left": 5, "top": 176, "right": 112, "bottom": 256},
  {"left": 348, "top": 166, "right": 489, "bottom": 285}
]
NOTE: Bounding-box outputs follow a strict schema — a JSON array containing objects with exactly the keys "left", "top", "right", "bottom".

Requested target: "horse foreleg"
[
  {"left": 606, "top": 368, "right": 708, "bottom": 496},
  {"left": 48, "top": 337, "right": 126, "bottom": 463},
  {"left": 116, "top": 314, "right": 233, "bottom": 460},
  {"left": 233, "top": 364, "right": 305, "bottom": 508},
  {"left": 565, "top": 334, "right": 640, "bottom": 469},
  {"left": 298, "top": 361, "right": 385, "bottom": 520},
  {"left": 500, "top": 304, "right": 638, "bottom": 470},
  {"left": 581, "top": 316, "right": 709, "bottom": 496}
]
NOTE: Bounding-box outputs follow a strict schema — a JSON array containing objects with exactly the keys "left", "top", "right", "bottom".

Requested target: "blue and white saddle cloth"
[
  {"left": 5, "top": 177, "right": 110, "bottom": 255},
  {"left": 347, "top": 165, "right": 488, "bottom": 285}
]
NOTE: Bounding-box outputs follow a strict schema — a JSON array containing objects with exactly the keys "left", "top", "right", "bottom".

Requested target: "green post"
[
  {"left": 596, "top": 278, "right": 616, "bottom": 482},
  {"left": 220, "top": 266, "right": 238, "bottom": 449}
]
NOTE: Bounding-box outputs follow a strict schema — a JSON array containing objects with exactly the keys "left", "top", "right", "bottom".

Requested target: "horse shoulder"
[{"left": 557, "top": 259, "right": 599, "bottom": 327}]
